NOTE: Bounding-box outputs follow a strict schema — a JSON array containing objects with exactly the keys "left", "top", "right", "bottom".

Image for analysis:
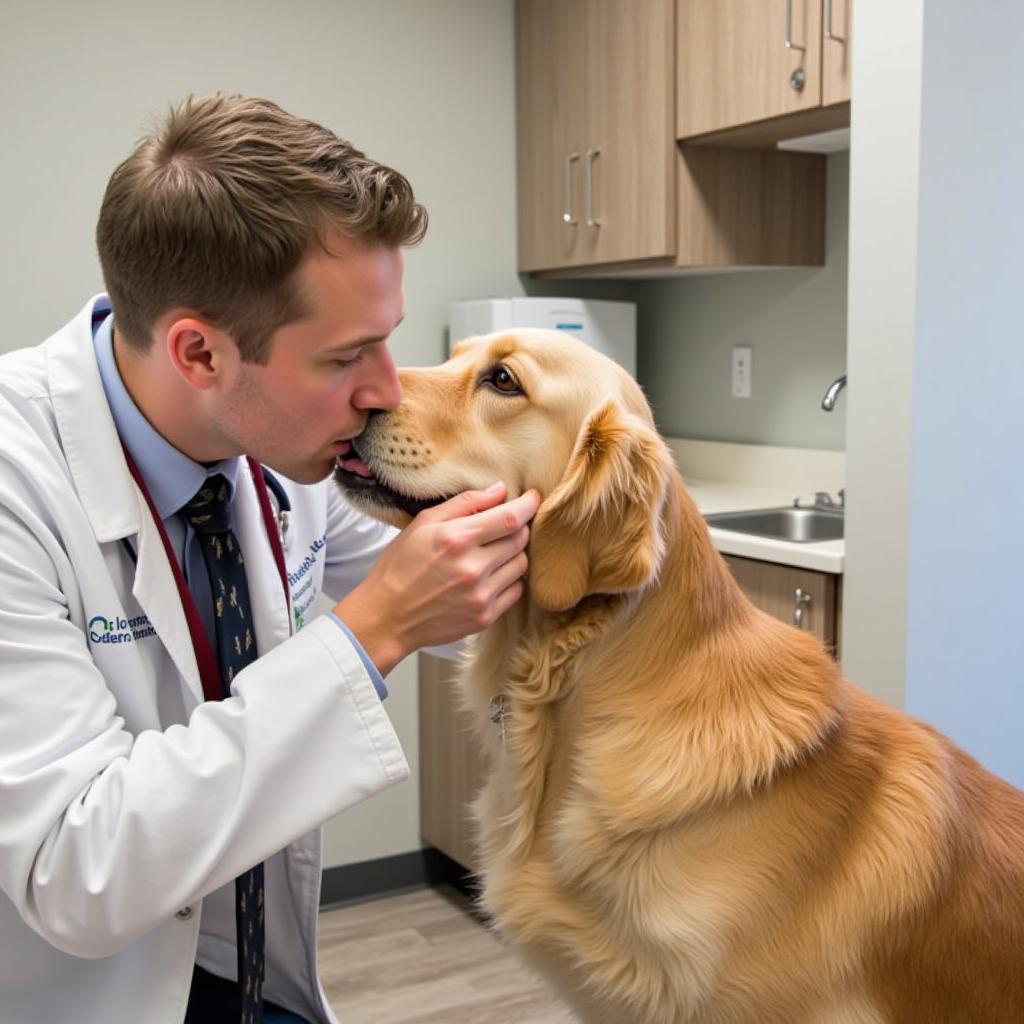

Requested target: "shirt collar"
[{"left": 92, "top": 310, "right": 240, "bottom": 519}]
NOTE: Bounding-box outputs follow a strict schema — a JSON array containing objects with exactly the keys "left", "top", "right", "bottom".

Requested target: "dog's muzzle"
[{"left": 333, "top": 434, "right": 452, "bottom": 519}]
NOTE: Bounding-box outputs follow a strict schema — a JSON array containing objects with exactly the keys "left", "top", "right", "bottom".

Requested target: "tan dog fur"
[{"left": 338, "top": 330, "right": 1024, "bottom": 1023}]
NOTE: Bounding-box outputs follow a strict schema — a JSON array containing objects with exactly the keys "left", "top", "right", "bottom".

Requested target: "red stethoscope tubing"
[{"left": 122, "top": 448, "right": 291, "bottom": 703}]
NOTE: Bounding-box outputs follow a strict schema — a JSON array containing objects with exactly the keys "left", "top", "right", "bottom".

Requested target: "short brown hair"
[{"left": 96, "top": 93, "right": 427, "bottom": 362}]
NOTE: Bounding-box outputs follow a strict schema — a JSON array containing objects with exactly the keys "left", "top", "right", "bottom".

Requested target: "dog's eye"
[{"left": 481, "top": 364, "right": 523, "bottom": 396}]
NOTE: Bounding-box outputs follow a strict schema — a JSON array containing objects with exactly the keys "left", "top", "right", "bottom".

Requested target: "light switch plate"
[{"left": 731, "top": 345, "right": 752, "bottom": 398}]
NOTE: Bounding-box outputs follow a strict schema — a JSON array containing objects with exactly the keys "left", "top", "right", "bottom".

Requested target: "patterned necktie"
[{"left": 182, "top": 475, "right": 265, "bottom": 1024}]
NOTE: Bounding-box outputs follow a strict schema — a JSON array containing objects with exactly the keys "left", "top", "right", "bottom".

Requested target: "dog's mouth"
[{"left": 333, "top": 438, "right": 452, "bottom": 519}]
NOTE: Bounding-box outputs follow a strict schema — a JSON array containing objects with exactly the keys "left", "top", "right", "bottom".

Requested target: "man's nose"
[{"left": 353, "top": 347, "right": 402, "bottom": 411}]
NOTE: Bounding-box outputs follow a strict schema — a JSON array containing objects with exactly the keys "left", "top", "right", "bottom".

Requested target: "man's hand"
[{"left": 334, "top": 483, "right": 540, "bottom": 677}]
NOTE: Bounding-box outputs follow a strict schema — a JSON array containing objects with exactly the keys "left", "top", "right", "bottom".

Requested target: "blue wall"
[{"left": 904, "top": 0, "right": 1024, "bottom": 787}]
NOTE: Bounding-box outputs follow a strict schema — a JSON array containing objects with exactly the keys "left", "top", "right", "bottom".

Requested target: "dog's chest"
[
  {"left": 477, "top": 765, "right": 890, "bottom": 1024},
  {"left": 475, "top": 762, "right": 738, "bottom": 1019},
  {"left": 465, "top": 627, "right": 764, "bottom": 1017},
  {"left": 484, "top": 849, "right": 886, "bottom": 1024}
]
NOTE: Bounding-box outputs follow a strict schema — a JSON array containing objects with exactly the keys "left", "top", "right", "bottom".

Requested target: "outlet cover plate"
[{"left": 731, "top": 345, "right": 752, "bottom": 398}]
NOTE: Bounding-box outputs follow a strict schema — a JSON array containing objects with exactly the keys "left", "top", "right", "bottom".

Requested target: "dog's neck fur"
[{"left": 468, "top": 470, "right": 845, "bottom": 860}]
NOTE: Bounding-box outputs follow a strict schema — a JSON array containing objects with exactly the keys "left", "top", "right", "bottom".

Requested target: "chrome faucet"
[
  {"left": 813, "top": 490, "right": 845, "bottom": 509},
  {"left": 821, "top": 374, "right": 847, "bottom": 411}
]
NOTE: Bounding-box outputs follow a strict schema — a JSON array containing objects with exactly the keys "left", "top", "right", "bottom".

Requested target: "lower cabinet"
[
  {"left": 722, "top": 554, "right": 842, "bottom": 659},
  {"left": 419, "top": 559, "right": 842, "bottom": 872},
  {"left": 419, "top": 652, "right": 486, "bottom": 872}
]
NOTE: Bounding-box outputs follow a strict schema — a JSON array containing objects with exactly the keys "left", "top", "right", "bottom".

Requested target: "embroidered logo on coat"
[{"left": 88, "top": 614, "right": 156, "bottom": 645}]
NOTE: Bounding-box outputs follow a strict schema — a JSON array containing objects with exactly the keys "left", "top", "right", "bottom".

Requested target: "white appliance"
[{"left": 449, "top": 297, "right": 637, "bottom": 377}]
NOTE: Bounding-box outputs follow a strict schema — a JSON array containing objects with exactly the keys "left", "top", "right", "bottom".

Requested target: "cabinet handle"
[
  {"left": 562, "top": 151, "right": 580, "bottom": 225},
  {"left": 584, "top": 147, "right": 601, "bottom": 228},
  {"left": 784, "top": 0, "right": 807, "bottom": 50},
  {"left": 793, "top": 587, "right": 812, "bottom": 628},
  {"left": 824, "top": 0, "right": 834, "bottom": 39}
]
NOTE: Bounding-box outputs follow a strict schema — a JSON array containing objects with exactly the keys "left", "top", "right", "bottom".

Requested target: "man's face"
[{"left": 209, "top": 240, "right": 405, "bottom": 483}]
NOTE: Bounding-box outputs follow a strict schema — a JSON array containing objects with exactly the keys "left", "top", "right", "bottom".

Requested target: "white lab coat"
[{"left": 0, "top": 297, "right": 409, "bottom": 1023}]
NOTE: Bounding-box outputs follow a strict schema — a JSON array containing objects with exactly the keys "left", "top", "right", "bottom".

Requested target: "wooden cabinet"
[
  {"left": 676, "top": 146, "right": 825, "bottom": 267},
  {"left": 677, "top": 0, "right": 852, "bottom": 146},
  {"left": 723, "top": 554, "right": 841, "bottom": 656},
  {"left": 419, "top": 652, "right": 485, "bottom": 872},
  {"left": 516, "top": 0, "right": 827, "bottom": 274},
  {"left": 420, "top": 559, "right": 842, "bottom": 873},
  {"left": 516, "top": 0, "right": 676, "bottom": 273},
  {"left": 677, "top": 0, "right": 824, "bottom": 139}
]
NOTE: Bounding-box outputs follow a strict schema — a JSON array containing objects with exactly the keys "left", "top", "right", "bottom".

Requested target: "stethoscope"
[{"left": 259, "top": 466, "right": 292, "bottom": 550}]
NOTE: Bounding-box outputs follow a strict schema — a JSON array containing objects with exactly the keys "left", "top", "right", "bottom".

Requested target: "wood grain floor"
[{"left": 317, "top": 885, "right": 578, "bottom": 1023}]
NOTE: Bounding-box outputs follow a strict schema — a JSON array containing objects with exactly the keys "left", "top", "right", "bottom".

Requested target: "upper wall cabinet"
[
  {"left": 516, "top": 0, "right": 676, "bottom": 273},
  {"left": 677, "top": 0, "right": 852, "bottom": 145},
  {"left": 516, "top": 0, "right": 828, "bottom": 274}
]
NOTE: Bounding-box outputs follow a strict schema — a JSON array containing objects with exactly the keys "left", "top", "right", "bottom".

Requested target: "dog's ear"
[{"left": 528, "top": 400, "right": 673, "bottom": 612}]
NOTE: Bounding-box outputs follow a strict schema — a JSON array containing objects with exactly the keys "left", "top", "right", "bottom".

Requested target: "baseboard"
[{"left": 319, "top": 846, "right": 479, "bottom": 910}]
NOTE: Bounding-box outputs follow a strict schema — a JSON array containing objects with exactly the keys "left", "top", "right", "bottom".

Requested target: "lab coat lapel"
[
  {"left": 130, "top": 498, "right": 206, "bottom": 706},
  {"left": 47, "top": 295, "right": 206, "bottom": 706}
]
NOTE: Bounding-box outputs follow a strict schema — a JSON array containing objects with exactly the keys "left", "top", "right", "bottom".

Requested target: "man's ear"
[
  {"left": 166, "top": 316, "right": 232, "bottom": 391},
  {"left": 528, "top": 401, "right": 673, "bottom": 612}
]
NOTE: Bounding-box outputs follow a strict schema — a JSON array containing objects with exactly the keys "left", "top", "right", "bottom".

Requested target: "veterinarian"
[{"left": 0, "top": 94, "right": 539, "bottom": 1024}]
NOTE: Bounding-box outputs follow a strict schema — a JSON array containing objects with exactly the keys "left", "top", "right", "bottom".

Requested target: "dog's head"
[{"left": 335, "top": 329, "right": 674, "bottom": 611}]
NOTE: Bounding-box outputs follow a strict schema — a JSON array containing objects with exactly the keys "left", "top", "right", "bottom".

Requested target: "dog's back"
[{"left": 858, "top": 715, "right": 1024, "bottom": 1021}]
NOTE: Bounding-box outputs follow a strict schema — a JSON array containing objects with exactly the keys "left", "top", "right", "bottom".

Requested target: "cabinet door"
[
  {"left": 516, "top": 0, "right": 588, "bottom": 271},
  {"left": 821, "top": 0, "right": 852, "bottom": 105},
  {"left": 517, "top": 0, "right": 675, "bottom": 272},
  {"left": 580, "top": 0, "right": 676, "bottom": 266},
  {"left": 419, "top": 653, "right": 485, "bottom": 873},
  {"left": 722, "top": 554, "right": 838, "bottom": 654},
  {"left": 677, "top": 0, "right": 823, "bottom": 138}
]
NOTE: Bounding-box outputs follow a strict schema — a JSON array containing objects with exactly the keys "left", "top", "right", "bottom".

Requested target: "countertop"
[{"left": 684, "top": 477, "right": 845, "bottom": 575}]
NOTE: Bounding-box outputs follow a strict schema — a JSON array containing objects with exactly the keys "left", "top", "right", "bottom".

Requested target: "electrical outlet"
[{"left": 731, "top": 346, "right": 752, "bottom": 398}]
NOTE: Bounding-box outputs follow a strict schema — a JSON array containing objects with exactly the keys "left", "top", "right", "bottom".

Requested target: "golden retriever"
[{"left": 334, "top": 329, "right": 1024, "bottom": 1024}]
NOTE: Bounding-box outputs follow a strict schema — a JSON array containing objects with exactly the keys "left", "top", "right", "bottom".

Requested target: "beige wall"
[{"left": 1, "top": 0, "right": 521, "bottom": 867}]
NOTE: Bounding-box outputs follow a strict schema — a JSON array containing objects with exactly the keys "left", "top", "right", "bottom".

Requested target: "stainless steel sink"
[{"left": 703, "top": 506, "right": 844, "bottom": 543}]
